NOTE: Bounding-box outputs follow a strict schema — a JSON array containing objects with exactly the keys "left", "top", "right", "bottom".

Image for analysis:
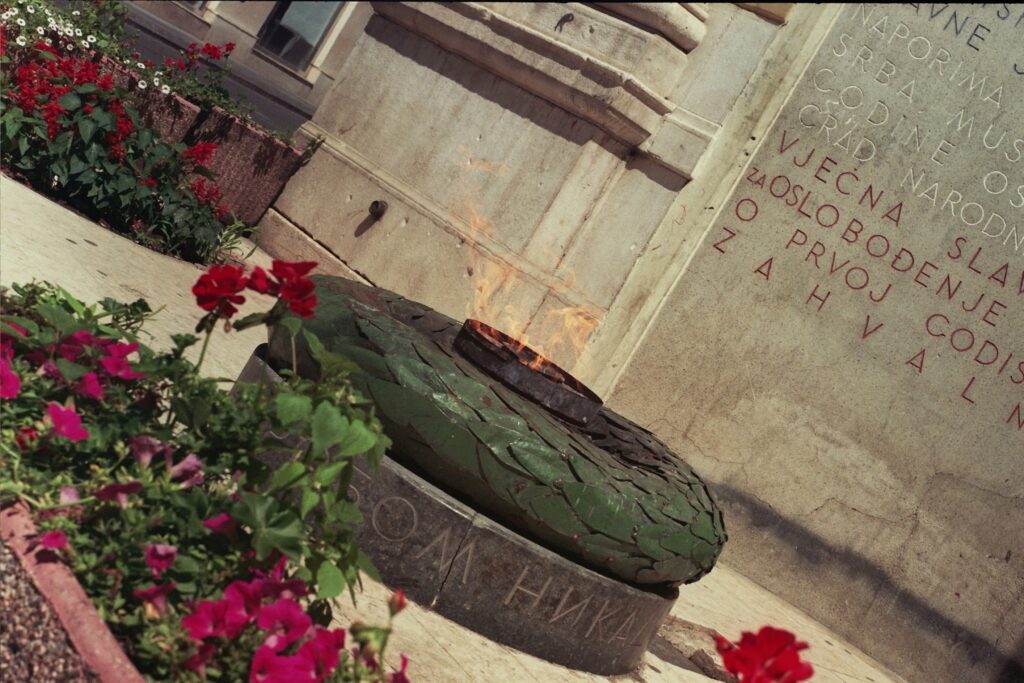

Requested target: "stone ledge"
[{"left": 370, "top": 1, "right": 674, "bottom": 147}]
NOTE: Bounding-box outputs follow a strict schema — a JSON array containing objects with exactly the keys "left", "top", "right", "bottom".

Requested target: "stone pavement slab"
[{"left": 0, "top": 173, "right": 905, "bottom": 683}]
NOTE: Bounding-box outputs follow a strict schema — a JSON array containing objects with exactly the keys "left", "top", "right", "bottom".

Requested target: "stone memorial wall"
[{"left": 612, "top": 4, "right": 1023, "bottom": 682}]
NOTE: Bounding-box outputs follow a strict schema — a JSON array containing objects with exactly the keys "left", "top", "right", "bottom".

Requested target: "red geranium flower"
[
  {"left": 46, "top": 403, "right": 89, "bottom": 442},
  {"left": 714, "top": 626, "right": 814, "bottom": 683},
  {"left": 145, "top": 544, "right": 178, "bottom": 578},
  {"left": 388, "top": 590, "right": 407, "bottom": 616},
  {"left": 193, "top": 264, "right": 248, "bottom": 318},
  {"left": 246, "top": 261, "right": 319, "bottom": 318}
]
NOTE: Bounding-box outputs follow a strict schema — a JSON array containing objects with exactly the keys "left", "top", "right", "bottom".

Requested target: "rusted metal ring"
[{"left": 454, "top": 319, "right": 603, "bottom": 425}]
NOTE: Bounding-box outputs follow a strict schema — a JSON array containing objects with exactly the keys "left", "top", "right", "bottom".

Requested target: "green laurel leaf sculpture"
[{"left": 268, "top": 276, "right": 727, "bottom": 586}]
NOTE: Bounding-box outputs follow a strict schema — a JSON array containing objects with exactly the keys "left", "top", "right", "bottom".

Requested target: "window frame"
[{"left": 253, "top": 1, "right": 345, "bottom": 74}]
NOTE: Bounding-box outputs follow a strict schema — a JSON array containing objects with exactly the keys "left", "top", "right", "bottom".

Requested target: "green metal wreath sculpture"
[{"left": 268, "top": 276, "right": 727, "bottom": 586}]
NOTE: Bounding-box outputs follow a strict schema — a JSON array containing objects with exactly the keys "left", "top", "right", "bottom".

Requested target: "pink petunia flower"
[
  {"left": 223, "top": 579, "right": 265, "bottom": 637},
  {"left": 184, "top": 642, "right": 217, "bottom": 675},
  {"left": 249, "top": 645, "right": 317, "bottom": 683},
  {"left": 297, "top": 627, "right": 347, "bottom": 680},
  {"left": 257, "top": 598, "right": 312, "bottom": 652},
  {"left": 38, "top": 530, "right": 68, "bottom": 550},
  {"left": 59, "top": 487, "right": 80, "bottom": 505},
  {"left": 387, "top": 654, "right": 411, "bottom": 683},
  {"left": 145, "top": 544, "right": 178, "bottom": 578},
  {"left": 46, "top": 403, "right": 89, "bottom": 442},
  {"left": 202, "top": 512, "right": 237, "bottom": 536},
  {"left": 182, "top": 599, "right": 229, "bottom": 640},
  {"left": 0, "top": 358, "right": 21, "bottom": 399},
  {"left": 75, "top": 372, "right": 105, "bottom": 400},
  {"left": 133, "top": 582, "right": 176, "bottom": 617},
  {"left": 95, "top": 481, "right": 143, "bottom": 509},
  {"left": 130, "top": 435, "right": 170, "bottom": 468},
  {"left": 169, "top": 453, "right": 204, "bottom": 488}
]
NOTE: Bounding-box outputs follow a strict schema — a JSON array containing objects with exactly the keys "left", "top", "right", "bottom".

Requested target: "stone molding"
[
  {"left": 593, "top": 3, "right": 709, "bottom": 52},
  {"left": 370, "top": 1, "right": 673, "bottom": 147}
]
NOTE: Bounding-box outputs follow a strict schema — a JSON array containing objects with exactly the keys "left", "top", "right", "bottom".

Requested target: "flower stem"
[{"left": 196, "top": 327, "right": 213, "bottom": 370}]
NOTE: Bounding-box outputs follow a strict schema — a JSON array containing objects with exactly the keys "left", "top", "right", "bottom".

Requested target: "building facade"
[{"left": 130, "top": 4, "right": 1024, "bottom": 682}]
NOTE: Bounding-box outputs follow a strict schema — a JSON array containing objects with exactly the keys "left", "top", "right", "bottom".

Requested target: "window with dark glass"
[{"left": 256, "top": 1, "right": 343, "bottom": 71}]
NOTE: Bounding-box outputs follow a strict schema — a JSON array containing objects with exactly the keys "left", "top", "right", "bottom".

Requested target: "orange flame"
[{"left": 454, "top": 157, "right": 601, "bottom": 369}]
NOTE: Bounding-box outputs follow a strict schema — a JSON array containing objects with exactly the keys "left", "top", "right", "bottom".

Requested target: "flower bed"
[
  {"left": 0, "top": 0, "right": 302, "bottom": 262},
  {"left": 0, "top": 259, "right": 412, "bottom": 682},
  {"left": 188, "top": 106, "right": 302, "bottom": 226}
]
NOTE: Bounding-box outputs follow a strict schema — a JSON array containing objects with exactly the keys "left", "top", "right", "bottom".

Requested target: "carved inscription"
[{"left": 710, "top": 3, "right": 1022, "bottom": 433}]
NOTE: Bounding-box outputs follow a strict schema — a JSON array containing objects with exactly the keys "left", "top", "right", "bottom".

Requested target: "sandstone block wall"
[{"left": 612, "top": 5, "right": 1024, "bottom": 682}]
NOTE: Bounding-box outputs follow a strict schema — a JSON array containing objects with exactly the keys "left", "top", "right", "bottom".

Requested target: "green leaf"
[
  {"left": 232, "top": 493, "right": 304, "bottom": 561},
  {"left": 311, "top": 402, "right": 348, "bottom": 457},
  {"left": 275, "top": 393, "right": 312, "bottom": 426},
  {"left": 69, "top": 155, "right": 89, "bottom": 175},
  {"left": 279, "top": 316, "right": 302, "bottom": 339},
  {"left": 55, "top": 358, "right": 90, "bottom": 382},
  {"left": 316, "top": 561, "right": 346, "bottom": 599},
  {"left": 59, "top": 92, "right": 82, "bottom": 111},
  {"left": 336, "top": 419, "right": 377, "bottom": 457},
  {"left": 266, "top": 461, "right": 307, "bottom": 493},
  {"left": 314, "top": 460, "right": 346, "bottom": 486},
  {"left": 300, "top": 489, "right": 320, "bottom": 519},
  {"left": 356, "top": 550, "right": 381, "bottom": 582},
  {"left": 78, "top": 117, "right": 97, "bottom": 144},
  {"left": 77, "top": 83, "right": 98, "bottom": 95}
]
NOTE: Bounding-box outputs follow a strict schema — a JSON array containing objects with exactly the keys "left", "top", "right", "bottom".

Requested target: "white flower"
[
  {"left": 161, "top": 85, "right": 170, "bottom": 94},
  {"left": 16, "top": 17, "right": 25, "bottom": 26},
  {"left": 43, "top": 37, "right": 50, "bottom": 44},
  {"left": 152, "top": 77, "right": 160, "bottom": 86},
  {"left": 35, "top": 26, "right": 43, "bottom": 34},
  {"left": 25, "top": 4, "right": 34, "bottom": 13},
  {"left": 81, "top": 40, "right": 89, "bottom": 49},
  {"left": 87, "top": 34, "right": 96, "bottom": 43},
  {"left": 74, "top": 28, "right": 82, "bottom": 36},
  {"left": 15, "top": 35, "right": 26, "bottom": 46},
  {"left": 9, "top": 5, "right": 18, "bottom": 12},
  {"left": 136, "top": 61, "right": 145, "bottom": 69},
  {"left": 137, "top": 80, "right": 148, "bottom": 89},
  {"left": 72, "top": 10, "right": 80, "bottom": 15},
  {"left": 44, "top": 8, "right": 51, "bottom": 16},
  {"left": 64, "top": 28, "right": 73, "bottom": 37}
]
